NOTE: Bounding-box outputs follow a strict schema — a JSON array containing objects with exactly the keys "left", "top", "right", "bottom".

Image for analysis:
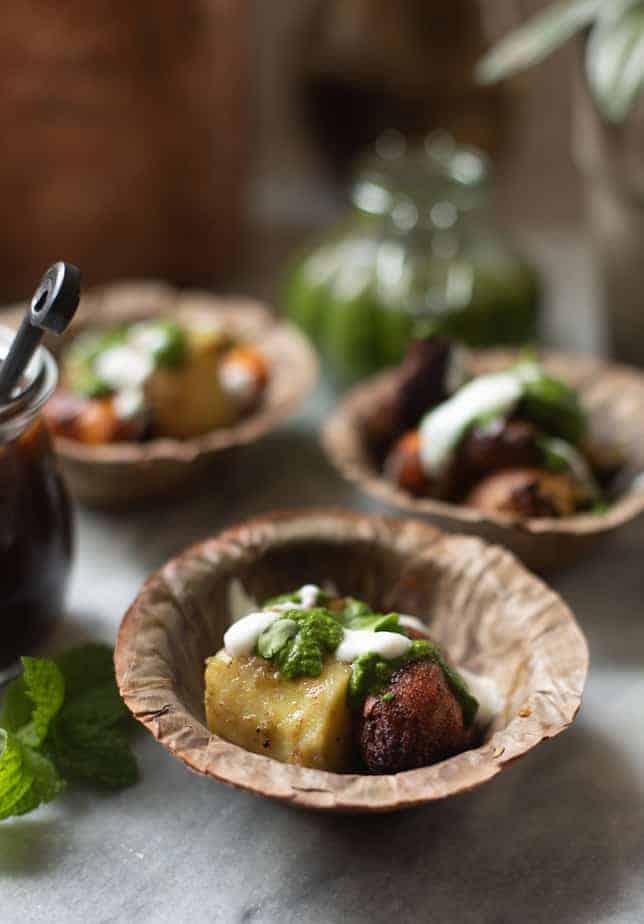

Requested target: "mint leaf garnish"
[
  {"left": 343, "top": 610, "right": 406, "bottom": 634},
  {"left": 54, "top": 645, "right": 116, "bottom": 700},
  {"left": 0, "top": 677, "right": 31, "bottom": 733},
  {"left": 256, "top": 608, "right": 344, "bottom": 679},
  {"left": 51, "top": 724, "right": 139, "bottom": 790},
  {"left": 256, "top": 619, "right": 298, "bottom": 659},
  {"left": 18, "top": 657, "right": 65, "bottom": 747},
  {"left": 338, "top": 598, "right": 372, "bottom": 622},
  {"left": 0, "top": 645, "right": 139, "bottom": 821},
  {"left": 58, "top": 682, "right": 129, "bottom": 731},
  {"left": 0, "top": 731, "right": 34, "bottom": 821},
  {"left": 10, "top": 747, "right": 65, "bottom": 818}
]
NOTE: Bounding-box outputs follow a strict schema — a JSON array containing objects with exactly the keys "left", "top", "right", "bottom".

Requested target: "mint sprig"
[{"left": 0, "top": 645, "right": 139, "bottom": 821}]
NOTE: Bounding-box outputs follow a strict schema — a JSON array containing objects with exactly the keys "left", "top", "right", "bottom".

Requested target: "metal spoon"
[{"left": 0, "top": 262, "right": 81, "bottom": 404}]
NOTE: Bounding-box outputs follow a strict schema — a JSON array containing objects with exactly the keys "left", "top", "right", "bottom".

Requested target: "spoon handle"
[{"left": 0, "top": 262, "right": 81, "bottom": 401}]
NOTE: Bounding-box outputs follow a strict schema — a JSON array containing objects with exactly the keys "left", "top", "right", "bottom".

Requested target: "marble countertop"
[{"left": 4, "top": 232, "right": 644, "bottom": 924}]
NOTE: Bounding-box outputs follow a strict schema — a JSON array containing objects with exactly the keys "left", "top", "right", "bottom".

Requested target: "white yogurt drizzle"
[
  {"left": 223, "top": 583, "right": 414, "bottom": 664},
  {"left": 335, "top": 628, "right": 411, "bottom": 662},
  {"left": 419, "top": 369, "right": 525, "bottom": 477},
  {"left": 223, "top": 584, "right": 322, "bottom": 658},
  {"left": 95, "top": 345, "right": 153, "bottom": 392},
  {"left": 113, "top": 387, "right": 144, "bottom": 421}
]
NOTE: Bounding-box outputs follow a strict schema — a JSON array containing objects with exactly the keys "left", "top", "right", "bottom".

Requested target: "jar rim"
[{"left": 0, "top": 325, "right": 58, "bottom": 427}]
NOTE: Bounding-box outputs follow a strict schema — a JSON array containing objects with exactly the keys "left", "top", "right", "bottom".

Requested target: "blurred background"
[{"left": 1, "top": 0, "right": 625, "bottom": 378}]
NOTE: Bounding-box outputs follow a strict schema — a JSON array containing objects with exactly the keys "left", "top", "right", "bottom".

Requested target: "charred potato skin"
[
  {"left": 465, "top": 467, "right": 580, "bottom": 518},
  {"left": 384, "top": 430, "right": 433, "bottom": 497},
  {"left": 457, "top": 419, "right": 540, "bottom": 486},
  {"left": 384, "top": 419, "right": 541, "bottom": 501},
  {"left": 359, "top": 659, "right": 471, "bottom": 774},
  {"left": 43, "top": 391, "right": 145, "bottom": 444},
  {"left": 367, "top": 337, "right": 453, "bottom": 449},
  {"left": 218, "top": 344, "right": 269, "bottom": 411}
]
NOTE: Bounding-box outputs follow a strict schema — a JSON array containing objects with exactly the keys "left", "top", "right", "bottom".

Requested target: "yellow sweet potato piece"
[
  {"left": 204, "top": 651, "right": 355, "bottom": 772},
  {"left": 146, "top": 330, "right": 236, "bottom": 438}
]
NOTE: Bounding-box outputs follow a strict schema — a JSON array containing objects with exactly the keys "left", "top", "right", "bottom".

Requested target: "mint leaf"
[
  {"left": 55, "top": 645, "right": 116, "bottom": 701},
  {"left": 0, "top": 677, "right": 31, "bottom": 733},
  {"left": 274, "top": 609, "right": 344, "bottom": 679},
  {"left": 520, "top": 370, "right": 586, "bottom": 444},
  {"left": 0, "top": 730, "right": 34, "bottom": 821},
  {"left": 49, "top": 646, "right": 140, "bottom": 790},
  {"left": 59, "top": 682, "right": 129, "bottom": 731},
  {"left": 339, "top": 597, "right": 372, "bottom": 623},
  {"left": 343, "top": 610, "right": 406, "bottom": 634},
  {"left": 10, "top": 747, "right": 65, "bottom": 818},
  {"left": 51, "top": 724, "right": 139, "bottom": 789},
  {"left": 256, "top": 619, "right": 298, "bottom": 659},
  {"left": 146, "top": 320, "right": 187, "bottom": 368},
  {"left": 0, "top": 644, "right": 139, "bottom": 821},
  {"left": 19, "top": 657, "right": 65, "bottom": 747}
]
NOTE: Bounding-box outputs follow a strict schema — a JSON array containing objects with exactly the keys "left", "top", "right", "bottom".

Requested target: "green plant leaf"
[
  {"left": 586, "top": 3, "right": 644, "bottom": 121},
  {"left": 58, "top": 682, "right": 129, "bottom": 731},
  {"left": 51, "top": 724, "right": 139, "bottom": 790},
  {"left": 256, "top": 619, "right": 298, "bottom": 660},
  {"left": 0, "top": 677, "right": 31, "bottom": 733},
  {"left": 9, "top": 748, "right": 65, "bottom": 818},
  {"left": 518, "top": 366, "right": 587, "bottom": 444},
  {"left": 0, "top": 730, "right": 34, "bottom": 821},
  {"left": 19, "top": 658, "right": 65, "bottom": 747},
  {"left": 54, "top": 645, "right": 116, "bottom": 701},
  {"left": 0, "top": 644, "right": 139, "bottom": 820},
  {"left": 342, "top": 609, "right": 406, "bottom": 635},
  {"left": 477, "top": 0, "right": 603, "bottom": 84}
]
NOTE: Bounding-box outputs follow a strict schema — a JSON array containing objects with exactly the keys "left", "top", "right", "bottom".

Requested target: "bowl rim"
[
  {"left": 2, "top": 282, "right": 319, "bottom": 466},
  {"left": 114, "top": 508, "right": 589, "bottom": 813},
  {"left": 322, "top": 350, "right": 644, "bottom": 539}
]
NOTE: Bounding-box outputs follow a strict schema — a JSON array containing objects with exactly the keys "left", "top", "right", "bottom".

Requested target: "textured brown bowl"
[
  {"left": 2, "top": 281, "right": 318, "bottom": 508},
  {"left": 115, "top": 509, "right": 588, "bottom": 813},
  {"left": 323, "top": 351, "right": 644, "bottom": 573}
]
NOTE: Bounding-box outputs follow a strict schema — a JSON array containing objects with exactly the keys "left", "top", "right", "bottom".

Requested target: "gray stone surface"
[{"left": 3, "top": 234, "right": 644, "bottom": 923}]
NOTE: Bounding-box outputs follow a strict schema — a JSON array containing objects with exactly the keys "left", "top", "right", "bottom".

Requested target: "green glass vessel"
[{"left": 283, "top": 134, "right": 541, "bottom": 385}]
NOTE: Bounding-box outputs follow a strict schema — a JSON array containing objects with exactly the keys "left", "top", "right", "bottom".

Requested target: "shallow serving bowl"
[
  {"left": 323, "top": 350, "right": 644, "bottom": 573},
  {"left": 2, "top": 281, "right": 318, "bottom": 508},
  {"left": 115, "top": 509, "right": 588, "bottom": 813}
]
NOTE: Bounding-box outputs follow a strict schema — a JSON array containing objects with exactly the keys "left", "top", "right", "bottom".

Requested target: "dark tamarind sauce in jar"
[{"left": 0, "top": 328, "right": 72, "bottom": 668}]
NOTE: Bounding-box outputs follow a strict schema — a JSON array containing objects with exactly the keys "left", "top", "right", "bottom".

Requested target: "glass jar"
[
  {"left": 283, "top": 133, "right": 541, "bottom": 385},
  {"left": 0, "top": 328, "right": 73, "bottom": 668}
]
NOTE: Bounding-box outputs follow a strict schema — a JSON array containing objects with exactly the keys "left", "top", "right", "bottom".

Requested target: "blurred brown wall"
[
  {"left": 250, "top": 0, "right": 582, "bottom": 230},
  {"left": 0, "top": 0, "right": 250, "bottom": 301}
]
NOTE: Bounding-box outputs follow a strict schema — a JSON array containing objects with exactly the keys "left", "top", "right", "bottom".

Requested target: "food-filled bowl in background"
[
  {"left": 2, "top": 281, "right": 318, "bottom": 508},
  {"left": 323, "top": 350, "right": 644, "bottom": 573}
]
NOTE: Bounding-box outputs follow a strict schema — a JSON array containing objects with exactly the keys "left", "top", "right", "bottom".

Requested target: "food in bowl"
[
  {"left": 205, "top": 583, "right": 487, "bottom": 774},
  {"left": 375, "top": 336, "right": 623, "bottom": 518},
  {"left": 43, "top": 317, "right": 269, "bottom": 444}
]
